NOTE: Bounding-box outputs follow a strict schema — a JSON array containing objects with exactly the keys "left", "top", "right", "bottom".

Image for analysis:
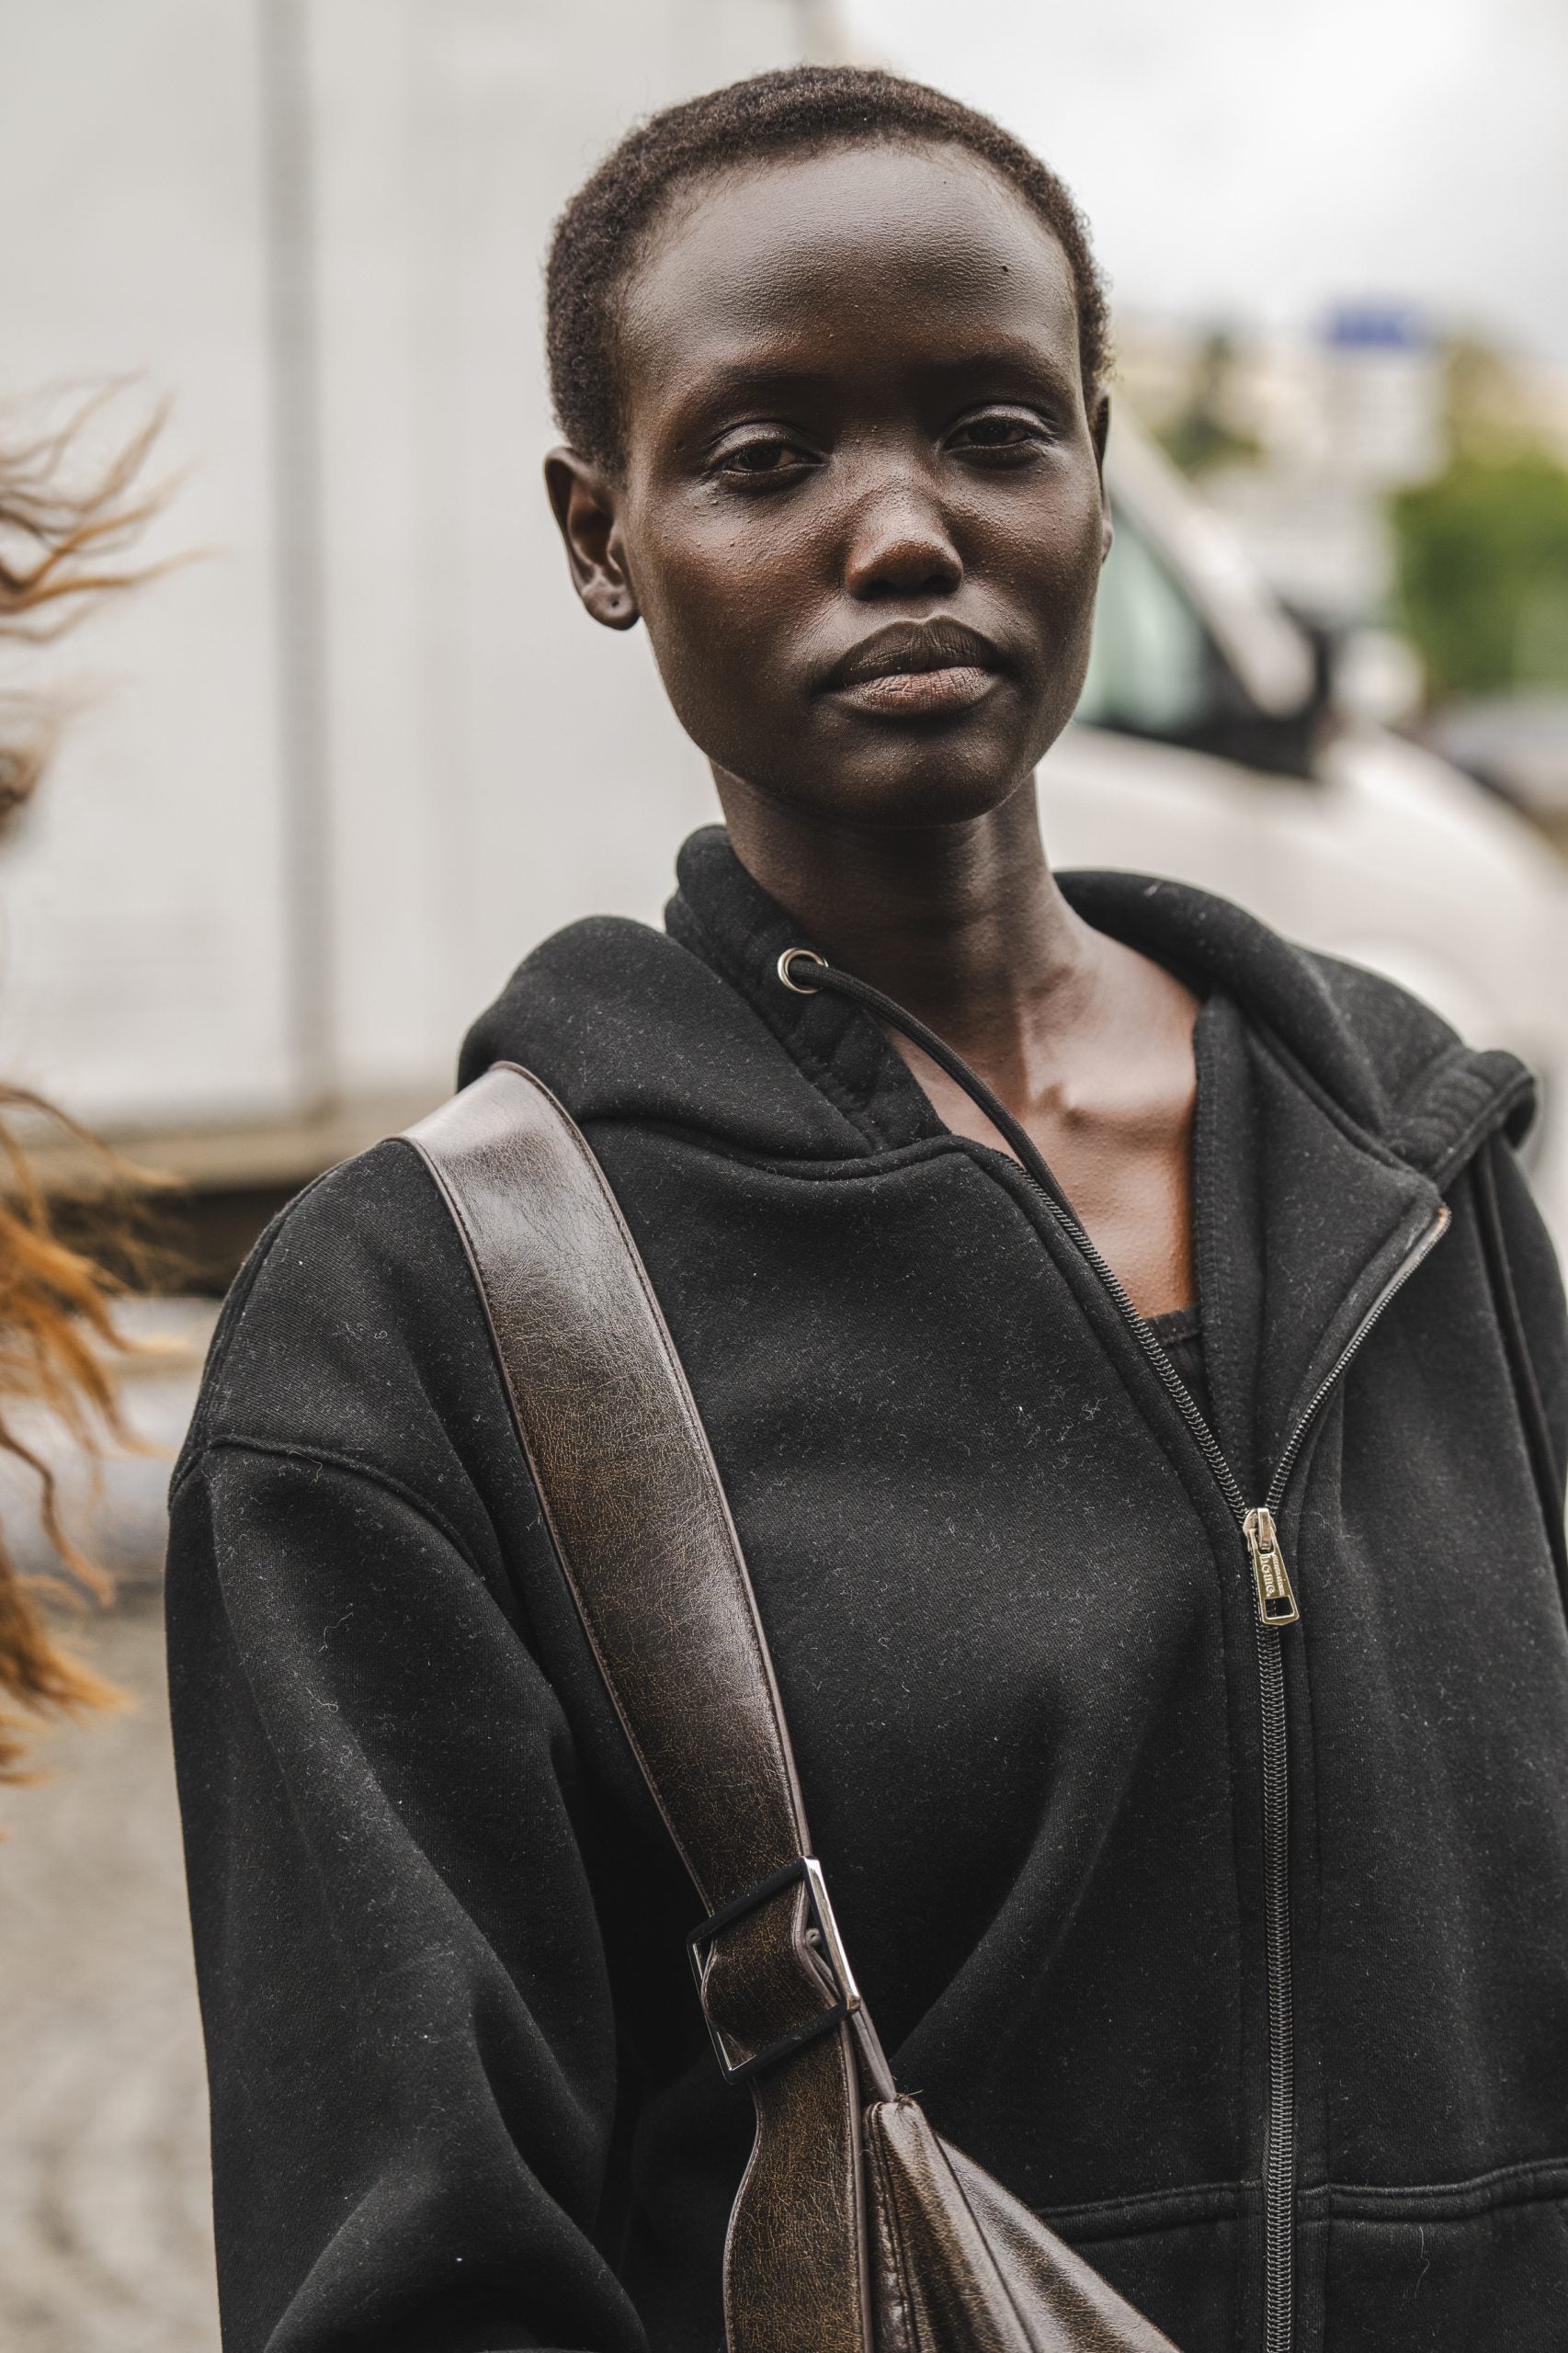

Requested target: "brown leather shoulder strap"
[
  {"left": 404, "top": 1060, "right": 808, "bottom": 1914},
  {"left": 401, "top": 1063, "right": 877, "bottom": 2353}
]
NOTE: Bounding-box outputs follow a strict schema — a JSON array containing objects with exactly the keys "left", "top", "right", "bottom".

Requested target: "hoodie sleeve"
[{"left": 167, "top": 1444, "right": 650, "bottom": 2353}]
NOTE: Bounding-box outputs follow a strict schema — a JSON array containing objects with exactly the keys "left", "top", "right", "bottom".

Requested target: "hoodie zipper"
[
  {"left": 1237, "top": 1211, "right": 1447, "bottom": 2353},
  {"left": 777, "top": 949, "right": 1449, "bottom": 2353},
  {"left": 1013, "top": 1167, "right": 1446, "bottom": 2353}
]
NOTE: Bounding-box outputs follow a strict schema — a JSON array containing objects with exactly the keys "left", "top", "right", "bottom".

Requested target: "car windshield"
[
  {"left": 1076, "top": 505, "right": 1212, "bottom": 738},
  {"left": 1075, "top": 502, "right": 1321, "bottom": 779}
]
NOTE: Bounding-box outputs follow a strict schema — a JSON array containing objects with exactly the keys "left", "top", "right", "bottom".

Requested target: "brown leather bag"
[{"left": 405, "top": 1063, "right": 1180, "bottom": 2353}]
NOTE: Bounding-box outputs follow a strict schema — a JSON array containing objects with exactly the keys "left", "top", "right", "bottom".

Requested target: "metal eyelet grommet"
[{"left": 777, "top": 948, "right": 827, "bottom": 995}]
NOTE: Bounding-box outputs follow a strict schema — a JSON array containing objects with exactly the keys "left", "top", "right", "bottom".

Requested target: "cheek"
[
  {"left": 994, "top": 469, "right": 1106, "bottom": 608},
  {"left": 992, "top": 477, "right": 1107, "bottom": 722},
  {"left": 981, "top": 472, "right": 1106, "bottom": 739},
  {"left": 627, "top": 499, "right": 814, "bottom": 707},
  {"left": 618, "top": 510, "right": 804, "bottom": 771}
]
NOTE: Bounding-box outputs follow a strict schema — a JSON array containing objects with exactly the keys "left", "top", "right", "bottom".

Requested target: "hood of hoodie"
[{"left": 460, "top": 824, "right": 1534, "bottom": 1195}]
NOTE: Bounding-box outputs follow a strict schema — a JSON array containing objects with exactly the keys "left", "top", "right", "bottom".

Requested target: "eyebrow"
[
  {"left": 922, "top": 339, "right": 1080, "bottom": 384},
  {"left": 669, "top": 360, "right": 839, "bottom": 410}
]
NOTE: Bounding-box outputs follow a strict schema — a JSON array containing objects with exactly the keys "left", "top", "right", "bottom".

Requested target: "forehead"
[{"left": 617, "top": 141, "right": 1083, "bottom": 415}]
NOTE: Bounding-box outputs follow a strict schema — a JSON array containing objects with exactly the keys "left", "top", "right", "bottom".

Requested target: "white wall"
[
  {"left": 0, "top": 0, "right": 293, "bottom": 1127},
  {"left": 0, "top": 0, "right": 830, "bottom": 1129}
]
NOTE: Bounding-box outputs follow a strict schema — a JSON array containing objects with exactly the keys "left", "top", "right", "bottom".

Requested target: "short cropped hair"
[{"left": 546, "top": 65, "right": 1110, "bottom": 472}]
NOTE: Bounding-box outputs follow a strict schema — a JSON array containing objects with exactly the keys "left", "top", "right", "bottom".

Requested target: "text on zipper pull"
[{"left": 1245, "top": 1506, "right": 1300, "bottom": 1627}]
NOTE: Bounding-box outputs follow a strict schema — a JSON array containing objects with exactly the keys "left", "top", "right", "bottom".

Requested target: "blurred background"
[{"left": 1, "top": 3, "right": 1564, "bottom": 2345}]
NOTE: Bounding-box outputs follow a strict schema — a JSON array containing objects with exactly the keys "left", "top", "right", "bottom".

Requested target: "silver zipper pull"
[{"left": 1245, "top": 1506, "right": 1300, "bottom": 1627}]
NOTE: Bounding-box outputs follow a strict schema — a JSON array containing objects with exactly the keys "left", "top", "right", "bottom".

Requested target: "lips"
[{"left": 824, "top": 620, "right": 1002, "bottom": 719}]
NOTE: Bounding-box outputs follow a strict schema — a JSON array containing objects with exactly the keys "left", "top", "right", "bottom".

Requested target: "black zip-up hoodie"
[{"left": 168, "top": 827, "right": 1568, "bottom": 2353}]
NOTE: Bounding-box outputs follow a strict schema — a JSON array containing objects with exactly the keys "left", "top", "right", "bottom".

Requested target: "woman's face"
[{"left": 550, "top": 139, "right": 1110, "bottom": 830}]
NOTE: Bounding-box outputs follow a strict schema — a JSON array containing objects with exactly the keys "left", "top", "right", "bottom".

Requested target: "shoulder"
[
  {"left": 1302, "top": 945, "right": 1538, "bottom": 1181},
  {"left": 1299, "top": 948, "right": 1463, "bottom": 1104},
  {"left": 175, "top": 1136, "right": 502, "bottom": 1504}
]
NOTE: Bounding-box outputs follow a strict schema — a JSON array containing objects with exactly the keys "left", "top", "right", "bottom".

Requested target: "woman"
[{"left": 168, "top": 67, "right": 1568, "bottom": 2353}]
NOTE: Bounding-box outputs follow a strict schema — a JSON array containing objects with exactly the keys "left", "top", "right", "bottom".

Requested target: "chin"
[
  {"left": 813, "top": 714, "right": 1062, "bottom": 830},
  {"left": 705, "top": 698, "right": 1072, "bottom": 835},
  {"left": 792, "top": 755, "right": 1028, "bottom": 832}
]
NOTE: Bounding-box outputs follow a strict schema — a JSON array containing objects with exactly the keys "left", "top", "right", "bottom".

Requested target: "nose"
[{"left": 842, "top": 475, "right": 963, "bottom": 602}]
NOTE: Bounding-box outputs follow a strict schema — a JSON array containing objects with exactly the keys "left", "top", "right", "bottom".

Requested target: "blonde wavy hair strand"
[{"left": 0, "top": 390, "right": 170, "bottom": 1781}]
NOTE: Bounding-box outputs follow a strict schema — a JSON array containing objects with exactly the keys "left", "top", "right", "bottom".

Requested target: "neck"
[{"left": 713, "top": 768, "right": 1104, "bottom": 1069}]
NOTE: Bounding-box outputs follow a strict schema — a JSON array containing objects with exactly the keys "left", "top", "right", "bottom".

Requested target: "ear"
[
  {"left": 1089, "top": 392, "right": 1114, "bottom": 564},
  {"left": 543, "top": 448, "right": 641, "bottom": 631}
]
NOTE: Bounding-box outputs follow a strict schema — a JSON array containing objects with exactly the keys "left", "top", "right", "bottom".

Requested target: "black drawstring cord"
[
  {"left": 774, "top": 947, "right": 1083, "bottom": 1234},
  {"left": 776, "top": 947, "right": 1256, "bottom": 1518}
]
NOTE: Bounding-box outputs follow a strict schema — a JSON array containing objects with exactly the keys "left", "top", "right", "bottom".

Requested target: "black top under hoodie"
[{"left": 167, "top": 828, "right": 1568, "bottom": 2353}]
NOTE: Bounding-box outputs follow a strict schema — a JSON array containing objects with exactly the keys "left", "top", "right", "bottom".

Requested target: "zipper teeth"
[
  {"left": 1016, "top": 1172, "right": 1251, "bottom": 1522},
  {"left": 1025, "top": 1182, "right": 1448, "bottom": 2353},
  {"left": 1257, "top": 1624, "right": 1295, "bottom": 2353},
  {"left": 1030, "top": 1158, "right": 1301, "bottom": 2353},
  {"left": 1015, "top": 1184, "right": 1447, "bottom": 2353},
  {"left": 1265, "top": 1206, "right": 1450, "bottom": 1512}
]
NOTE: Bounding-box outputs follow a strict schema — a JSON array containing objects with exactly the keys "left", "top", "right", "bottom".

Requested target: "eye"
[
  {"left": 707, "top": 431, "right": 819, "bottom": 487},
  {"left": 947, "top": 408, "right": 1054, "bottom": 462}
]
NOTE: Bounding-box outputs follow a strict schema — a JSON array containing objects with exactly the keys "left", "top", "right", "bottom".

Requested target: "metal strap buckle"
[{"left": 687, "top": 1855, "right": 861, "bottom": 2086}]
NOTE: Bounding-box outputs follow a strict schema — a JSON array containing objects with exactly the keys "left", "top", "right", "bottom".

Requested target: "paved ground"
[
  {"left": 0, "top": 1304, "right": 221, "bottom": 2353},
  {"left": 0, "top": 1592, "right": 221, "bottom": 2351}
]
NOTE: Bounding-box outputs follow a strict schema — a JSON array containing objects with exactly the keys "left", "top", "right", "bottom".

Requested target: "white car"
[{"left": 1043, "top": 420, "right": 1568, "bottom": 1246}]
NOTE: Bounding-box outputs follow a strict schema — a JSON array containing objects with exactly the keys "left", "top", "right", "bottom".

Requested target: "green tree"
[{"left": 1392, "top": 454, "right": 1568, "bottom": 699}]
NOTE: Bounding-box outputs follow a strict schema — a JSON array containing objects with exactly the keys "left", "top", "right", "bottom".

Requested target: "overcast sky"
[{"left": 841, "top": 0, "right": 1568, "bottom": 362}]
